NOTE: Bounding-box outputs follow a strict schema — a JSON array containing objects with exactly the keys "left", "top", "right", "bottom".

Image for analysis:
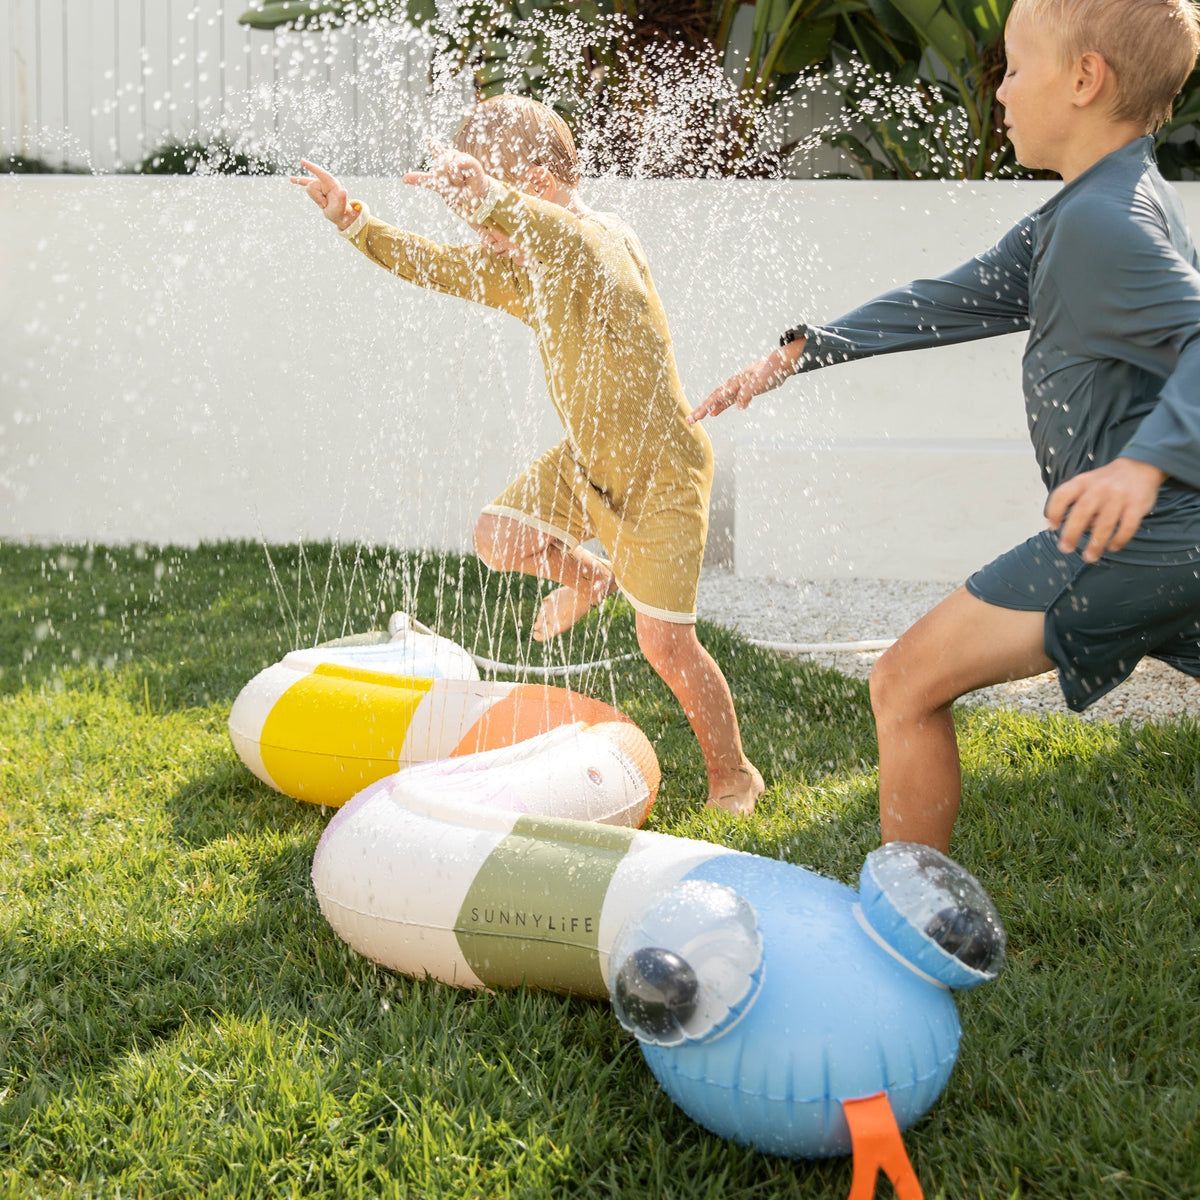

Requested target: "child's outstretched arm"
[
  {"left": 687, "top": 340, "right": 805, "bottom": 424},
  {"left": 407, "top": 140, "right": 600, "bottom": 277},
  {"left": 291, "top": 156, "right": 524, "bottom": 317},
  {"left": 690, "top": 218, "right": 1034, "bottom": 424},
  {"left": 402, "top": 139, "right": 489, "bottom": 222}
]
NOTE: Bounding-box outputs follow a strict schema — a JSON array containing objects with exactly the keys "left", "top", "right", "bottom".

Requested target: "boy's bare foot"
[
  {"left": 706, "top": 761, "right": 765, "bottom": 816},
  {"left": 533, "top": 583, "right": 605, "bottom": 641}
]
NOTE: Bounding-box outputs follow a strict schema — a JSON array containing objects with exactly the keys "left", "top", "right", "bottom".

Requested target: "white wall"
[{"left": 10, "top": 173, "right": 1175, "bottom": 581}]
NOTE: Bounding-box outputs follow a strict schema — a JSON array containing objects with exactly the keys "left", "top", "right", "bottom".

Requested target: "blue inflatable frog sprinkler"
[
  {"left": 607, "top": 839, "right": 1006, "bottom": 1197},
  {"left": 312, "top": 766, "right": 1005, "bottom": 1199}
]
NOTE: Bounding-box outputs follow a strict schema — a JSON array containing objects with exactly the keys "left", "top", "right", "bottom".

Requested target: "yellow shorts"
[{"left": 482, "top": 440, "right": 712, "bottom": 623}]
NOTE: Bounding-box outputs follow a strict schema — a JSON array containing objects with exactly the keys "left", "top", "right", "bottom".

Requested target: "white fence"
[
  {"left": 1, "top": 0, "right": 446, "bottom": 173},
  {"left": 2, "top": 1, "right": 850, "bottom": 178}
]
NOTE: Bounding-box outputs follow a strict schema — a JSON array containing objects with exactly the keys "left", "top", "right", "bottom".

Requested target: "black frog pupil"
[
  {"left": 924, "top": 904, "right": 1003, "bottom": 972},
  {"left": 614, "top": 946, "right": 700, "bottom": 1038}
]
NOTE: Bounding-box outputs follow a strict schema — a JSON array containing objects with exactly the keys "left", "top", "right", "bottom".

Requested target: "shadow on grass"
[
  {"left": 0, "top": 839, "right": 323, "bottom": 1111},
  {"left": 164, "top": 754, "right": 328, "bottom": 850}
]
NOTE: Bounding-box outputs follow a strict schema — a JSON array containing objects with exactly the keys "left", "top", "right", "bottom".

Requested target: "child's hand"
[
  {"left": 403, "top": 138, "right": 489, "bottom": 220},
  {"left": 1045, "top": 456, "right": 1167, "bottom": 562},
  {"left": 687, "top": 340, "right": 805, "bottom": 424},
  {"left": 289, "top": 160, "right": 358, "bottom": 231}
]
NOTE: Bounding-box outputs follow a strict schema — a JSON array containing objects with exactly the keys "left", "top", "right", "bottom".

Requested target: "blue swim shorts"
[{"left": 965, "top": 530, "right": 1200, "bottom": 711}]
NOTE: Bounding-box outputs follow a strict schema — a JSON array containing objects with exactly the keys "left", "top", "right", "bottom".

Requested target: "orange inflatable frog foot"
[{"left": 844, "top": 1091, "right": 925, "bottom": 1200}]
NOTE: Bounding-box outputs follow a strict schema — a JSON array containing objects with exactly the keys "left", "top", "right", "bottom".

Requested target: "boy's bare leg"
[
  {"left": 635, "top": 613, "right": 764, "bottom": 815},
  {"left": 474, "top": 512, "right": 617, "bottom": 640},
  {"left": 531, "top": 544, "right": 618, "bottom": 641},
  {"left": 869, "top": 586, "right": 1052, "bottom": 853}
]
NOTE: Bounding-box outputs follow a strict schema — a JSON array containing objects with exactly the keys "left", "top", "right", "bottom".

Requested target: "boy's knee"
[
  {"left": 868, "top": 649, "right": 905, "bottom": 720},
  {"left": 472, "top": 513, "right": 502, "bottom": 568},
  {"left": 870, "top": 644, "right": 948, "bottom": 726}
]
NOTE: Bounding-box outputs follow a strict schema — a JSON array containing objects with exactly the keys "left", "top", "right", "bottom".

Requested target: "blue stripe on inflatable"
[{"left": 637, "top": 854, "right": 961, "bottom": 1158}]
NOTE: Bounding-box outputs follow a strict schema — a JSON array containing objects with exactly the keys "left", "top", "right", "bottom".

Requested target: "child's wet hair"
[
  {"left": 1008, "top": 0, "right": 1200, "bottom": 131},
  {"left": 451, "top": 95, "right": 581, "bottom": 188}
]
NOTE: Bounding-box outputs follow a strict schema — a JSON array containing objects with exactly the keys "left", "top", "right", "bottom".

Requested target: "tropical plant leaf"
[
  {"left": 238, "top": 1, "right": 346, "bottom": 30},
  {"left": 1155, "top": 136, "right": 1200, "bottom": 180},
  {"left": 775, "top": 16, "right": 838, "bottom": 72},
  {"left": 766, "top": 0, "right": 798, "bottom": 34},
  {"left": 856, "top": 0, "right": 923, "bottom": 51},
  {"left": 887, "top": 0, "right": 970, "bottom": 64},
  {"left": 1163, "top": 69, "right": 1200, "bottom": 136},
  {"left": 958, "top": 0, "right": 1010, "bottom": 43},
  {"left": 238, "top": 0, "right": 435, "bottom": 30},
  {"left": 820, "top": 129, "right": 906, "bottom": 177}
]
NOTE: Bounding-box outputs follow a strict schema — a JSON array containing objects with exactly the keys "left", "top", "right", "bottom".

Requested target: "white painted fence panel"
[{"left": 1, "top": 1, "right": 443, "bottom": 173}]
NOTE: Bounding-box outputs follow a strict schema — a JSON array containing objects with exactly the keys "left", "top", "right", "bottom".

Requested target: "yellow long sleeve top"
[{"left": 339, "top": 184, "right": 712, "bottom": 513}]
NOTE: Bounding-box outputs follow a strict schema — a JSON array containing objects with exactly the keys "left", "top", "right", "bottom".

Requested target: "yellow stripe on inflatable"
[
  {"left": 259, "top": 664, "right": 435, "bottom": 805},
  {"left": 310, "top": 663, "right": 439, "bottom": 691}
]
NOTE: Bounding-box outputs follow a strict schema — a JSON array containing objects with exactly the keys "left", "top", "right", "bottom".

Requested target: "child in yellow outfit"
[{"left": 291, "top": 96, "right": 763, "bottom": 814}]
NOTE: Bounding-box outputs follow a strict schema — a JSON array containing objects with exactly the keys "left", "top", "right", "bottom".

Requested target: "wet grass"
[{"left": 1, "top": 540, "right": 1198, "bottom": 1198}]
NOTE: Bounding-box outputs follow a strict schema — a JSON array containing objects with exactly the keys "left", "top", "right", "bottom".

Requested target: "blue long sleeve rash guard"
[{"left": 785, "top": 137, "right": 1200, "bottom": 564}]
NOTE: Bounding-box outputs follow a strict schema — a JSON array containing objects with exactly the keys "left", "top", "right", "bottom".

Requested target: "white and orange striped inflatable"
[{"left": 227, "top": 614, "right": 657, "bottom": 811}]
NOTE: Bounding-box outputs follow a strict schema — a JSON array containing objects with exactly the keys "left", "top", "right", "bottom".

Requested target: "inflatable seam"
[
  {"left": 649, "top": 1053, "right": 958, "bottom": 1105},
  {"left": 315, "top": 899, "right": 457, "bottom": 932}
]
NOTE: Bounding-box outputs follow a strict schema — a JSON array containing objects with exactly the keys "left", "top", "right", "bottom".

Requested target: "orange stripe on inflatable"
[
  {"left": 451, "top": 685, "right": 631, "bottom": 757},
  {"left": 843, "top": 1092, "right": 925, "bottom": 1200}
]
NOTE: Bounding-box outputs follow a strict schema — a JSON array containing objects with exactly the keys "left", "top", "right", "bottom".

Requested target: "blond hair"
[
  {"left": 1009, "top": 0, "right": 1200, "bottom": 131},
  {"left": 451, "top": 95, "right": 581, "bottom": 187}
]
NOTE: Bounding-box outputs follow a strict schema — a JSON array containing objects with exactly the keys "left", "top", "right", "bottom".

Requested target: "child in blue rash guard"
[{"left": 689, "top": 0, "right": 1200, "bottom": 853}]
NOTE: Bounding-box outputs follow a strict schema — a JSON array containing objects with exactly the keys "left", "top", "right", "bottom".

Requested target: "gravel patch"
[{"left": 697, "top": 570, "right": 1200, "bottom": 725}]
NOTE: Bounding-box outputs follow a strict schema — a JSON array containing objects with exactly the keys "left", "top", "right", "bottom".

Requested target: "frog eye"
[
  {"left": 608, "top": 880, "right": 764, "bottom": 1047},
  {"left": 859, "top": 842, "right": 1007, "bottom": 989}
]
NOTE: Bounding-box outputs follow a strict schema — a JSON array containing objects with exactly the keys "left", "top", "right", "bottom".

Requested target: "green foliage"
[
  {"left": 125, "top": 137, "right": 281, "bottom": 176},
  {"left": 0, "top": 155, "right": 90, "bottom": 175},
  {"left": 235, "top": 0, "right": 838, "bottom": 175},
  {"left": 239, "top": 0, "right": 597, "bottom": 100},
  {"left": 1155, "top": 66, "right": 1200, "bottom": 182},
  {"left": 235, "top": 0, "right": 1200, "bottom": 181},
  {"left": 817, "top": 0, "right": 1018, "bottom": 178},
  {"left": 238, "top": 0, "right": 437, "bottom": 32}
]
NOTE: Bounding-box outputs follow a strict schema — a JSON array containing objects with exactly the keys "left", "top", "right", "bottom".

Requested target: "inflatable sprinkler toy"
[
  {"left": 228, "top": 613, "right": 646, "bottom": 808},
  {"left": 314, "top": 777, "right": 1005, "bottom": 1197}
]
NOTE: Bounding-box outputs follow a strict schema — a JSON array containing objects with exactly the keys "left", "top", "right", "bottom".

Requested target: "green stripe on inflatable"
[{"left": 455, "top": 815, "right": 637, "bottom": 997}]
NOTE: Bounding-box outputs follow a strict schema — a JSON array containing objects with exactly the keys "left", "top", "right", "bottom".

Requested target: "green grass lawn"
[{"left": 1, "top": 541, "right": 1198, "bottom": 1199}]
